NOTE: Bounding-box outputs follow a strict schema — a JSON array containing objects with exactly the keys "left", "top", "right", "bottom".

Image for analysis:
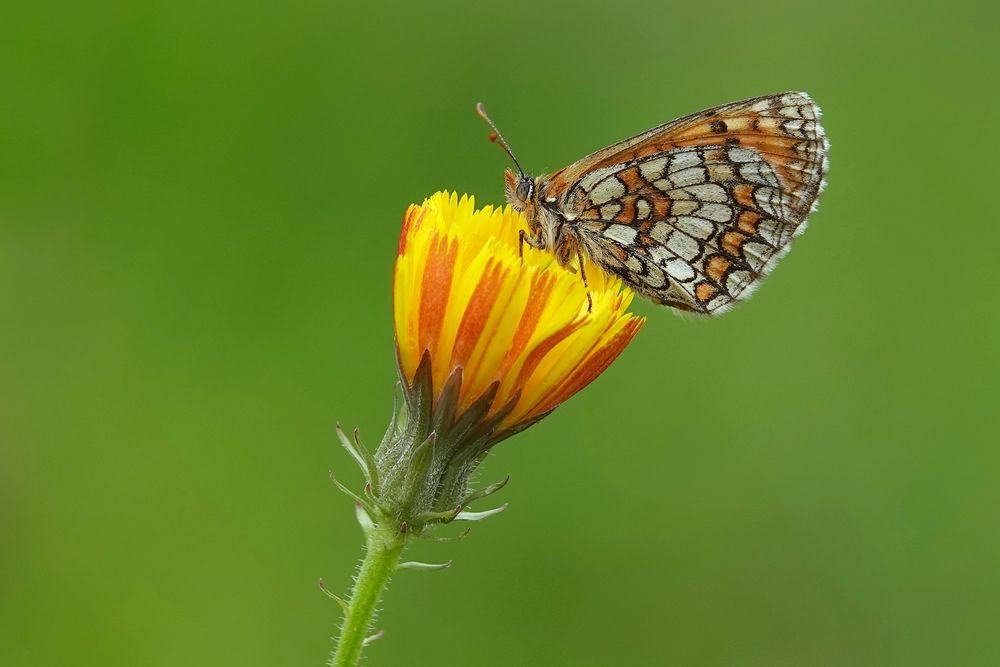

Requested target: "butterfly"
[{"left": 476, "top": 92, "right": 829, "bottom": 315}]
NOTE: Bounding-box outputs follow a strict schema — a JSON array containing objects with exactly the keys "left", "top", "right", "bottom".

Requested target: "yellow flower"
[
  {"left": 393, "top": 191, "right": 644, "bottom": 438},
  {"left": 329, "top": 192, "right": 643, "bottom": 666},
  {"left": 333, "top": 188, "right": 644, "bottom": 664}
]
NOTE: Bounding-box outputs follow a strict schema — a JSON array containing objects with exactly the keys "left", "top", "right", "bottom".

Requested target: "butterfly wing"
[{"left": 544, "top": 92, "right": 828, "bottom": 315}]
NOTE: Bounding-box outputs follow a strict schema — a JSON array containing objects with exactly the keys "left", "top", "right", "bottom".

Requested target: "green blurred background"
[{"left": 2, "top": 0, "right": 998, "bottom": 665}]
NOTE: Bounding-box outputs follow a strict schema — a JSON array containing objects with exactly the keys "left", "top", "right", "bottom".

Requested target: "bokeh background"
[{"left": 2, "top": 1, "right": 998, "bottom": 665}]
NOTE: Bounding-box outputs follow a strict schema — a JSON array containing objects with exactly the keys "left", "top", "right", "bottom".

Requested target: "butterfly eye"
[{"left": 515, "top": 177, "right": 533, "bottom": 201}]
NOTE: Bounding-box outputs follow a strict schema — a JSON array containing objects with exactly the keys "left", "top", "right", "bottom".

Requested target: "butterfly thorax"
[{"left": 504, "top": 168, "right": 580, "bottom": 266}]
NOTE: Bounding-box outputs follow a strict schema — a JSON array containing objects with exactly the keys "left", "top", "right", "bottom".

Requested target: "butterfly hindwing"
[{"left": 542, "top": 92, "right": 828, "bottom": 314}]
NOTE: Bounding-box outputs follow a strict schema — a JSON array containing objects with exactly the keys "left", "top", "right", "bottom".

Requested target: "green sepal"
[
  {"left": 440, "top": 380, "right": 500, "bottom": 452},
  {"left": 418, "top": 527, "right": 471, "bottom": 542},
  {"left": 354, "top": 501, "right": 375, "bottom": 536},
  {"left": 352, "top": 428, "right": 380, "bottom": 496},
  {"left": 397, "top": 431, "right": 436, "bottom": 517},
  {"left": 329, "top": 471, "right": 378, "bottom": 518},
  {"left": 336, "top": 423, "right": 380, "bottom": 495},
  {"left": 459, "top": 475, "right": 509, "bottom": 508},
  {"left": 414, "top": 505, "right": 461, "bottom": 526},
  {"left": 401, "top": 350, "right": 434, "bottom": 440},
  {"left": 397, "top": 560, "right": 452, "bottom": 571},
  {"left": 318, "top": 579, "right": 350, "bottom": 615},
  {"left": 388, "top": 381, "right": 404, "bottom": 436},
  {"left": 429, "top": 365, "right": 464, "bottom": 438},
  {"left": 464, "top": 389, "right": 521, "bottom": 452},
  {"left": 455, "top": 503, "right": 508, "bottom": 522},
  {"left": 488, "top": 405, "right": 556, "bottom": 447},
  {"left": 378, "top": 381, "right": 406, "bottom": 455},
  {"left": 375, "top": 351, "right": 434, "bottom": 509}
]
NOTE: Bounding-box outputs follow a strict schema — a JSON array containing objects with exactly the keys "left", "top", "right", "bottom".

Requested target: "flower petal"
[{"left": 393, "top": 192, "right": 644, "bottom": 436}]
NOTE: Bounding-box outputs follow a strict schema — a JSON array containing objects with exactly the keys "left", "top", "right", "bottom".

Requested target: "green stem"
[{"left": 329, "top": 520, "right": 407, "bottom": 667}]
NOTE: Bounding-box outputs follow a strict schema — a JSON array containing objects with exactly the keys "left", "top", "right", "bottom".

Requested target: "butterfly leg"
[
  {"left": 575, "top": 247, "right": 593, "bottom": 313},
  {"left": 518, "top": 229, "right": 545, "bottom": 262}
]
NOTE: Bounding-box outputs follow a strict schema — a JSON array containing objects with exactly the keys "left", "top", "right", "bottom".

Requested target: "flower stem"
[{"left": 329, "top": 520, "right": 406, "bottom": 667}]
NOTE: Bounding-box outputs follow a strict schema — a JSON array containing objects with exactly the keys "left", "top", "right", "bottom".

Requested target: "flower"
[
  {"left": 339, "top": 192, "right": 643, "bottom": 535},
  {"left": 329, "top": 192, "right": 643, "bottom": 665},
  {"left": 393, "top": 191, "right": 644, "bottom": 438}
]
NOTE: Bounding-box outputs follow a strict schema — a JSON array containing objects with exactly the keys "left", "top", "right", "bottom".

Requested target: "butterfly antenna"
[{"left": 476, "top": 102, "right": 525, "bottom": 178}]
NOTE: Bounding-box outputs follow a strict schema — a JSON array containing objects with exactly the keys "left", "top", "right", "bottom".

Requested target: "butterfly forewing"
[{"left": 543, "top": 92, "right": 828, "bottom": 314}]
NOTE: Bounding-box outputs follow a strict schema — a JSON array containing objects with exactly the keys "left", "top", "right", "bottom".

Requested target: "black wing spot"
[{"left": 710, "top": 120, "right": 728, "bottom": 134}]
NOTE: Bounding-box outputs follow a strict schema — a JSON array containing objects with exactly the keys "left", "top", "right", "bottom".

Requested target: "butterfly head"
[
  {"left": 504, "top": 168, "right": 535, "bottom": 210},
  {"left": 504, "top": 168, "right": 554, "bottom": 242}
]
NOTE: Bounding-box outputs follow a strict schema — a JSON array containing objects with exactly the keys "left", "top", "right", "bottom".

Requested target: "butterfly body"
[{"left": 495, "top": 92, "right": 829, "bottom": 315}]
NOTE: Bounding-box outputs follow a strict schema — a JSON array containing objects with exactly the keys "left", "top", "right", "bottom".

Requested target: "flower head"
[
  {"left": 394, "top": 191, "right": 643, "bottom": 437},
  {"left": 352, "top": 192, "right": 642, "bottom": 531}
]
